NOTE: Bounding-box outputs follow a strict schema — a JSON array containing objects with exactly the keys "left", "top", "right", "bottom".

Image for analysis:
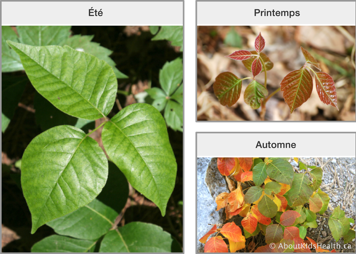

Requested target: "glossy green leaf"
[
  {"left": 171, "top": 84, "right": 183, "bottom": 105},
  {"left": 64, "top": 34, "right": 127, "bottom": 79},
  {"left": 22, "top": 125, "right": 108, "bottom": 233},
  {"left": 244, "top": 186, "right": 263, "bottom": 203},
  {"left": 309, "top": 167, "right": 322, "bottom": 191},
  {"left": 2, "top": 75, "right": 28, "bottom": 132},
  {"left": 265, "top": 224, "right": 283, "bottom": 243},
  {"left": 102, "top": 103, "right": 177, "bottom": 216},
  {"left": 280, "top": 68, "right": 313, "bottom": 113},
  {"left": 298, "top": 225, "right": 307, "bottom": 239},
  {"left": 7, "top": 41, "right": 117, "bottom": 120},
  {"left": 97, "top": 161, "right": 129, "bottom": 213},
  {"left": 159, "top": 58, "right": 183, "bottom": 96},
  {"left": 344, "top": 229, "right": 355, "bottom": 244},
  {"left": 266, "top": 158, "right": 294, "bottom": 185},
  {"left": 152, "top": 26, "right": 183, "bottom": 51},
  {"left": 31, "top": 235, "right": 96, "bottom": 252},
  {"left": 258, "top": 195, "right": 278, "bottom": 218},
  {"left": 99, "top": 222, "right": 173, "bottom": 252},
  {"left": 244, "top": 80, "right": 268, "bottom": 109},
  {"left": 146, "top": 87, "right": 167, "bottom": 100},
  {"left": 264, "top": 181, "right": 281, "bottom": 195},
  {"left": 2, "top": 27, "right": 23, "bottom": 72},
  {"left": 34, "top": 93, "right": 77, "bottom": 131},
  {"left": 314, "top": 71, "right": 338, "bottom": 110},
  {"left": 74, "top": 118, "right": 95, "bottom": 133},
  {"left": 285, "top": 173, "right": 313, "bottom": 207},
  {"left": 164, "top": 100, "right": 183, "bottom": 132},
  {"left": 213, "top": 72, "right": 242, "bottom": 107},
  {"left": 17, "top": 26, "right": 70, "bottom": 46},
  {"left": 314, "top": 189, "right": 330, "bottom": 215},
  {"left": 152, "top": 98, "right": 168, "bottom": 112},
  {"left": 253, "top": 162, "right": 267, "bottom": 186},
  {"left": 242, "top": 51, "right": 273, "bottom": 72},
  {"left": 47, "top": 199, "right": 117, "bottom": 240}
]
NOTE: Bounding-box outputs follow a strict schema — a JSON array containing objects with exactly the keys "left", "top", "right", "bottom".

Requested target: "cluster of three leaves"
[{"left": 7, "top": 41, "right": 177, "bottom": 234}]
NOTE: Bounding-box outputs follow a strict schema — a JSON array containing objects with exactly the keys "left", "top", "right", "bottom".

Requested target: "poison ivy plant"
[
  {"left": 6, "top": 37, "right": 179, "bottom": 252},
  {"left": 150, "top": 26, "right": 183, "bottom": 51},
  {"left": 214, "top": 33, "right": 339, "bottom": 120},
  {"left": 200, "top": 157, "right": 354, "bottom": 253}
]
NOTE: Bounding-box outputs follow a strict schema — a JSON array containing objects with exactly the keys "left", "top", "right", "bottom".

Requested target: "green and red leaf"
[
  {"left": 213, "top": 72, "right": 242, "bottom": 107},
  {"left": 280, "top": 210, "right": 301, "bottom": 226},
  {"left": 265, "top": 224, "right": 283, "bottom": 243},
  {"left": 242, "top": 51, "right": 273, "bottom": 73},
  {"left": 228, "top": 50, "right": 253, "bottom": 61},
  {"left": 309, "top": 196, "right": 323, "bottom": 213},
  {"left": 241, "top": 213, "right": 258, "bottom": 234},
  {"left": 255, "top": 33, "right": 265, "bottom": 53},
  {"left": 284, "top": 226, "right": 300, "bottom": 240},
  {"left": 301, "top": 47, "right": 321, "bottom": 70},
  {"left": 244, "top": 80, "right": 268, "bottom": 109},
  {"left": 251, "top": 204, "right": 272, "bottom": 225},
  {"left": 204, "top": 236, "right": 228, "bottom": 253},
  {"left": 314, "top": 72, "right": 338, "bottom": 110},
  {"left": 252, "top": 58, "right": 262, "bottom": 77},
  {"left": 199, "top": 225, "right": 218, "bottom": 244}
]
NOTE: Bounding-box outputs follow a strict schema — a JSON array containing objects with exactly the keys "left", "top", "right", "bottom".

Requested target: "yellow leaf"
[
  {"left": 294, "top": 157, "right": 299, "bottom": 163},
  {"left": 239, "top": 204, "right": 251, "bottom": 217},
  {"left": 229, "top": 239, "right": 246, "bottom": 252},
  {"left": 264, "top": 178, "right": 272, "bottom": 185},
  {"left": 272, "top": 195, "right": 282, "bottom": 210}
]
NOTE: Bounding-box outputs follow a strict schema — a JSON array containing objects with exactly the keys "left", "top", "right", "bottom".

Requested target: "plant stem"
[
  {"left": 265, "top": 87, "right": 281, "bottom": 103},
  {"left": 259, "top": 57, "right": 268, "bottom": 121},
  {"left": 87, "top": 121, "right": 107, "bottom": 136},
  {"left": 241, "top": 77, "right": 253, "bottom": 81},
  {"left": 259, "top": 57, "right": 268, "bottom": 88}
]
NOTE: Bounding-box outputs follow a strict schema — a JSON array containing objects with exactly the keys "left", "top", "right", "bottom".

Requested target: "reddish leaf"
[
  {"left": 301, "top": 47, "right": 321, "bottom": 70},
  {"left": 213, "top": 72, "right": 242, "bottom": 107},
  {"left": 284, "top": 226, "right": 300, "bottom": 240},
  {"left": 314, "top": 72, "right": 338, "bottom": 110},
  {"left": 233, "top": 169, "right": 243, "bottom": 182},
  {"left": 238, "top": 158, "right": 253, "bottom": 171},
  {"left": 228, "top": 50, "right": 253, "bottom": 61},
  {"left": 251, "top": 204, "right": 271, "bottom": 225},
  {"left": 276, "top": 194, "right": 288, "bottom": 212},
  {"left": 309, "top": 196, "right": 323, "bottom": 213},
  {"left": 217, "top": 158, "right": 238, "bottom": 176},
  {"left": 241, "top": 213, "right": 258, "bottom": 234},
  {"left": 306, "top": 237, "right": 330, "bottom": 252},
  {"left": 280, "top": 210, "right": 301, "bottom": 226},
  {"left": 265, "top": 224, "right": 283, "bottom": 244},
  {"left": 242, "top": 51, "right": 274, "bottom": 72},
  {"left": 204, "top": 236, "right": 228, "bottom": 253},
  {"left": 199, "top": 225, "right": 218, "bottom": 243},
  {"left": 215, "top": 192, "right": 229, "bottom": 211},
  {"left": 227, "top": 184, "right": 244, "bottom": 212},
  {"left": 280, "top": 68, "right": 313, "bottom": 113},
  {"left": 273, "top": 239, "right": 294, "bottom": 252},
  {"left": 277, "top": 183, "right": 291, "bottom": 196},
  {"left": 255, "top": 32, "right": 265, "bottom": 52},
  {"left": 255, "top": 245, "right": 273, "bottom": 252},
  {"left": 241, "top": 171, "right": 253, "bottom": 182},
  {"left": 220, "top": 222, "right": 245, "bottom": 242},
  {"left": 293, "top": 236, "right": 311, "bottom": 252},
  {"left": 252, "top": 58, "right": 262, "bottom": 77}
]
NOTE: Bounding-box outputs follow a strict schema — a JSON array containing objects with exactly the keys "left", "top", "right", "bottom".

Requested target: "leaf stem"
[
  {"left": 241, "top": 77, "right": 253, "bottom": 81},
  {"left": 265, "top": 87, "right": 281, "bottom": 103},
  {"left": 87, "top": 121, "right": 107, "bottom": 136},
  {"left": 259, "top": 57, "right": 268, "bottom": 88}
]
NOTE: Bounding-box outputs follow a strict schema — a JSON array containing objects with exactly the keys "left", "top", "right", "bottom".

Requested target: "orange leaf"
[
  {"left": 278, "top": 183, "right": 291, "bottom": 195},
  {"left": 238, "top": 158, "right": 253, "bottom": 172},
  {"left": 241, "top": 212, "right": 258, "bottom": 234},
  {"left": 220, "top": 222, "right": 245, "bottom": 242},
  {"left": 227, "top": 183, "right": 244, "bottom": 212},
  {"left": 204, "top": 236, "right": 228, "bottom": 253},
  {"left": 306, "top": 237, "right": 330, "bottom": 253},
  {"left": 251, "top": 204, "right": 271, "bottom": 225},
  {"left": 233, "top": 169, "right": 243, "bottom": 182},
  {"left": 276, "top": 194, "right": 288, "bottom": 212},
  {"left": 284, "top": 226, "right": 299, "bottom": 240},
  {"left": 241, "top": 171, "right": 253, "bottom": 182},
  {"left": 309, "top": 196, "right": 323, "bottom": 213},
  {"left": 293, "top": 237, "right": 311, "bottom": 252},
  {"left": 280, "top": 210, "right": 301, "bottom": 226},
  {"left": 215, "top": 193, "right": 229, "bottom": 211},
  {"left": 229, "top": 239, "right": 246, "bottom": 252},
  {"left": 255, "top": 245, "right": 273, "bottom": 252},
  {"left": 217, "top": 158, "right": 239, "bottom": 176},
  {"left": 199, "top": 225, "right": 218, "bottom": 244}
]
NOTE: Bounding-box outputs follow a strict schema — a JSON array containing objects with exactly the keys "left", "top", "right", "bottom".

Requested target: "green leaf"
[
  {"left": 146, "top": 87, "right": 167, "bottom": 100},
  {"left": 349, "top": 218, "right": 355, "bottom": 224},
  {"left": 102, "top": 103, "right": 177, "bottom": 216},
  {"left": 275, "top": 212, "right": 283, "bottom": 223},
  {"left": 171, "top": 84, "right": 183, "bottom": 105},
  {"left": 34, "top": 93, "right": 77, "bottom": 131},
  {"left": 244, "top": 80, "right": 268, "bottom": 109},
  {"left": 7, "top": 41, "right": 117, "bottom": 120},
  {"left": 314, "top": 189, "right": 330, "bottom": 215},
  {"left": 213, "top": 72, "right": 242, "bottom": 107},
  {"left": 31, "top": 235, "right": 96, "bottom": 252},
  {"left": 244, "top": 186, "right": 263, "bottom": 203},
  {"left": 152, "top": 26, "right": 183, "bottom": 51},
  {"left": 224, "top": 27, "right": 242, "bottom": 47},
  {"left": 97, "top": 161, "right": 129, "bottom": 213},
  {"left": 298, "top": 161, "right": 307, "bottom": 170},
  {"left": 309, "top": 167, "right": 322, "bottom": 191},
  {"left": 99, "top": 222, "right": 173, "bottom": 252},
  {"left": 159, "top": 58, "right": 183, "bottom": 96},
  {"left": 164, "top": 100, "right": 183, "bottom": 132},
  {"left": 47, "top": 199, "right": 117, "bottom": 240},
  {"left": 328, "top": 206, "right": 350, "bottom": 241},
  {"left": 294, "top": 206, "right": 306, "bottom": 224},
  {"left": 344, "top": 229, "right": 355, "bottom": 244},
  {"left": 266, "top": 158, "right": 294, "bottom": 185},
  {"left": 244, "top": 225, "right": 260, "bottom": 238},
  {"left": 331, "top": 206, "right": 345, "bottom": 219},
  {"left": 285, "top": 173, "right": 313, "bottom": 207},
  {"left": 298, "top": 225, "right": 307, "bottom": 239},
  {"left": 2, "top": 27, "right": 23, "bottom": 72},
  {"left": 64, "top": 34, "right": 127, "bottom": 79},
  {"left": 74, "top": 118, "right": 95, "bottom": 133},
  {"left": 305, "top": 209, "right": 316, "bottom": 222},
  {"left": 21, "top": 125, "right": 108, "bottom": 233},
  {"left": 150, "top": 26, "right": 159, "bottom": 35},
  {"left": 2, "top": 75, "right": 28, "bottom": 132},
  {"left": 17, "top": 26, "right": 71, "bottom": 46},
  {"left": 303, "top": 220, "right": 317, "bottom": 228},
  {"left": 265, "top": 224, "right": 283, "bottom": 243},
  {"left": 258, "top": 195, "right": 278, "bottom": 218},
  {"left": 253, "top": 162, "right": 267, "bottom": 186},
  {"left": 264, "top": 181, "right": 281, "bottom": 195},
  {"left": 152, "top": 98, "right": 168, "bottom": 112}
]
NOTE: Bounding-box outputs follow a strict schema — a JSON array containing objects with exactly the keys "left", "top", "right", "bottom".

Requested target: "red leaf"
[
  {"left": 242, "top": 51, "right": 273, "bottom": 72},
  {"left": 284, "top": 226, "right": 300, "bottom": 240},
  {"left": 309, "top": 196, "right": 323, "bottom": 213},
  {"left": 215, "top": 192, "right": 229, "bottom": 211},
  {"left": 228, "top": 50, "right": 253, "bottom": 61},
  {"left": 314, "top": 72, "right": 338, "bottom": 110},
  {"left": 276, "top": 194, "right": 288, "bottom": 212},
  {"left": 199, "top": 225, "right": 218, "bottom": 244},
  {"left": 220, "top": 222, "right": 245, "bottom": 242},
  {"left": 265, "top": 224, "right": 283, "bottom": 244},
  {"left": 241, "top": 213, "right": 258, "bottom": 234},
  {"left": 280, "top": 210, "right": 301, "bottom": 226},
  {"left": 238, "top": 158, "right": 253, "bottom": 171},
  {"left": 251, "top": 204, "right": 271, "bottom": 225},
  {"left": 255, "top": 32, "right": 265, "bottom": 52},
  {"left": 255, "top": 245, "right": 273, "bottom": 252},
  {"left": 233, "top": 169, "right": 243, "bottom": 182},
  {"left": 301, "top": 47, "right": 321, "bottom": 70},
  {"left": 251, "top": 58, "right": 262, "bottom": 77},
  {"left": 213, "top": 72, "right": 242, "bottom": 107},
  {"left": 294, "top": 237, "right": 311, "bottom": 252},
  {"left": 241, "top": 171, "right": 253, "bottom": 182},
  {"left": 217, "top": 158, "right": 238, "bottom": 176},
  {"left": 280, "top": 68, "right": 313, "bottom": 113},
  {"left": 204, "top": 236, "right": 228, "bottom": 253},
  {"left": 306, "top": 237, "right": 330, "bottom": 252}
]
